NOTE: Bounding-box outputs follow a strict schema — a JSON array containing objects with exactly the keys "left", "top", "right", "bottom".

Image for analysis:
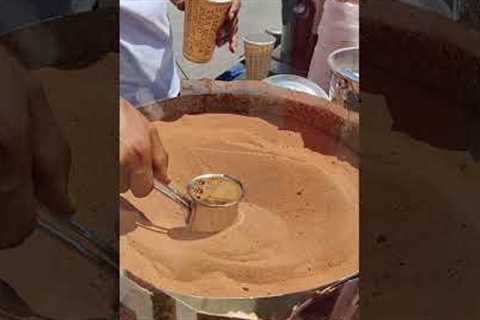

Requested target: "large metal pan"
[{"left": 120, "top": 79, "right": 359, "bottom": 320}]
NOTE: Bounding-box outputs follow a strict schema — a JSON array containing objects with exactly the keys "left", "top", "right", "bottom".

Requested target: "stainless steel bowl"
[
  {"left": 328, "top": 47, "right": 360, "bottom": 112},
  {"left": 186, "top": 173, "right": 245, "bottom": 233},
  {"left": 263, "top": 74, "right": 329, "bottom": 99}
]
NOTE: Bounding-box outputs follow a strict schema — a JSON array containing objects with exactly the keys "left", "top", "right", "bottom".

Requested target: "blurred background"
[{"left": 168, "top": 0, "right": 282, "bottom": 80}]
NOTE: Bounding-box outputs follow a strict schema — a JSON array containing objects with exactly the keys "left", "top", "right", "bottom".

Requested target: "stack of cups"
[
  {"left": 243, "top": 33, "right": 276, "bottom": 80},
  {"left": 183, "top": 0, "right": 232, "bottom": 63}
]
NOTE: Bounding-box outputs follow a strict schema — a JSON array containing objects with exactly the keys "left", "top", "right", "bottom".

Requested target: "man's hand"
[
  {"left": 170, "top": 0, "right": 241, "bottom": 53},
  {"left": 119, "top": 99, "right": 169, "bottom": 198},
  {"left": 217, "top": 0, "right": 241, "bottom": 53},
  {"left": 0, "top": 46, "right": 74, "bottom": 249},
  {"left": 170, "top": 0, "right": 185, "bottom": 11}
]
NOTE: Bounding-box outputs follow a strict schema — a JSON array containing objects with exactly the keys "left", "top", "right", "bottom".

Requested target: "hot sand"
[
  {"left": 0, "top": 54, "right": 117, "bottom": 319},
  {"left": 120, "top": 113, "right": 359, "bottom": 298}
]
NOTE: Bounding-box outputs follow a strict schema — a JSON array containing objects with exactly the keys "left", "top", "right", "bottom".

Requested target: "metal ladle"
[{"left": 153, "top": 174, "right": 244, "bottom": 233}]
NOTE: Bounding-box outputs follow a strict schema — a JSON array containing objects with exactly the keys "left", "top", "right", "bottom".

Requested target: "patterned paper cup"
[
  {"left": 183, "top": 0, "right": 232, "bottom": 63},
  {"left": 243, "top": 33, "right": 276, "bottom": 80}
]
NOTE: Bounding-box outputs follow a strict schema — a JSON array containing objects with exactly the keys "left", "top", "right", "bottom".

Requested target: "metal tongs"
[
  {"left": 153, "top": 180, "right": 193, "bottom": 223},
  {"left": 37, "top": 205, "right": 118, "bottom": 271}
]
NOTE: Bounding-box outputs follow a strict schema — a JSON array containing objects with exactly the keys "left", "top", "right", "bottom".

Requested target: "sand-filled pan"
[{"left": 120, "top": 80, "right": 359, "bottom": 320}]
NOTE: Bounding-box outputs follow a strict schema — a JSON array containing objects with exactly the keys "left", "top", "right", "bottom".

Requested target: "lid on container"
[
  {"left": 243, "top": 33, "right": 276, "bottom": 45},
  {"left": 263, "top": 74, "right": 329, "bottom": 99}
]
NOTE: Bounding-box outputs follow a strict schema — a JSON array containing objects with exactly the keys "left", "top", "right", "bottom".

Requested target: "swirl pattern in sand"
[{"left": 120, "top": 113, "right": 358, "bottom": 297}]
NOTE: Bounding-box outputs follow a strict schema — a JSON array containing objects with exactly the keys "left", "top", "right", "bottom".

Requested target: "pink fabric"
[{"left": 308, "top": 0, "right": 359, "bottom": 92}]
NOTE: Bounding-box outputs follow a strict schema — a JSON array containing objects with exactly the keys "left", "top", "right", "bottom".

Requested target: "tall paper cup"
[
  {"left": 243, "top": 33, "right": 276, "bottom": 80},
  {"left": 183, "top": 0, "right": 232, "bottom": 63}
]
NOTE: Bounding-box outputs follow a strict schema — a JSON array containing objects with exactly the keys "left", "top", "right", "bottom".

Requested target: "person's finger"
[
  {"left": 228, "top": 23, "right": 239, "bottom": 52},
  {"left": 216, "top": 35, "right": 228, "bottom": 47},
  {"left": 229, "top": 33, "right": 238, "bottom": 53},
  {"left": 149, "top": 125, "right": 170, "bottom": 184},
  {"left": 125, "top": 136, "right": 154, "bottom": 198},
  {"left": 0, "top": 186, "right": 37, "bottom": 249},
  {"left": 230, "top": 16, "right": 239, "bottom": 29},
  {"left": 216, "top": 18, "right": 228, "bottom": 44},
  {"left": 28, "top": 76, "right": 75, "bottom": 217},
  {"left": 0, "top": 46, "right": 37, "bottom": 248},
  {"left": 0, "top": 278, "right": 37, "bottom": 315},
  {"left": 216, "top": 15, "right": 238, "bottom": 49},
  {"left": 227, "top": 17, "right": 239, "bottom": 37},
  {"left": 176, "top": 1, "right": 185, "bottom": 11},
  {"left": 229, "top": 0, "right": 241, "bottom": 19},
  {"left": 129, "top": 166, "right": 154, "bottom": 198},
  {"left": 170, "top": 0, "right": 185, "bottom": 11},
  {"left": 119, "top": 140, "right": 131, "bottom": 193}
]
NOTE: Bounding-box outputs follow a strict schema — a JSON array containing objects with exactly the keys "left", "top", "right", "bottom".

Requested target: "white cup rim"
[
  {"left": 207, "top": 0, "right": 233, "bottom": 4},
  {"left": 242, "top": 33, "right": 276, "bottom": 46}
]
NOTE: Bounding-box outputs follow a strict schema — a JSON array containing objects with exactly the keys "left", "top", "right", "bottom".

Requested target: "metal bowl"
[
  {"left": 328, "top": 47, "right": 360, "bottom": 112},
  {"left": 263, "top": 74, "right": 329, "bottom": 99}
]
